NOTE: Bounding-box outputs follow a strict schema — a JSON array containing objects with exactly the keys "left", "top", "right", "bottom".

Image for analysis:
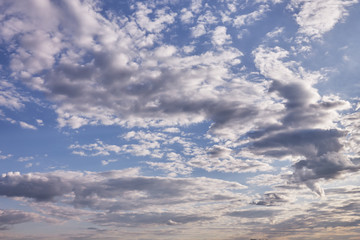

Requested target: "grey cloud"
[
  {"left": 2, "top": 0, "right": 265, "bottom": 135},
  {"left": 0, "top": 209, "right": 40, "bottom": 230},
  {"left": 246, "top": 77, "right": 356, "bottom": 194},
  {"left": 252, "top": 129, "right": 345, "bottom": 158},
  {"left": 251, "top": 128, "right": 360, "bottom": 195},
  {"left": 227, "top": 209, "right": 280, "bottom": 218},
  {"left": 0, "top": 173, "right": 73, "bottom": 201},
  {"left": 2, "top": 0, "right": 360, "bottom": 202},
  {"left": 293, "top": 152, "right": 359, "bottom": 181},
  {"left": 327, "top": 187, "right": 360, "bottom": 196},
  {"left": 93, "top": 212, "right": 213, "bottom": 226},
  {"left": 269, "top": 80, "right": 349, "bottom": 129},
  {"left": 269, "top": 80, "right": 317, "bottom": 109},
  {"left": 251, "top": 193, "right": 288, "bottom": 206},
  {"left": 0, "top": 171, "right": 246, "bottom": 212}
]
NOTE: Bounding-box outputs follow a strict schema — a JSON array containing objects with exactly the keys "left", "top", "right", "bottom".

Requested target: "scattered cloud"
[
  {"left": 19, "top": 121, "right": 37, "bottom": 130},
  {"left": 289, "top": 0, "right": 358, "bottom": 40},
  {"left": 0, "top": 0, "right": 359, "bottom": 238}
]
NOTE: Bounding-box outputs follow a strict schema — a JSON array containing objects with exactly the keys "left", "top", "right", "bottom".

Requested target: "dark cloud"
[
  {"left": 293, "top": 152, "right": 359, "bottom": 181},
  {"left": 252, "top": 129, "right": 345, "bottom": 158},
  {"left": 251, "top": 193, "right": 288, "bottom": 206},
  {"left": 0, "top": 173, "right": 73, "bottom": 201}
]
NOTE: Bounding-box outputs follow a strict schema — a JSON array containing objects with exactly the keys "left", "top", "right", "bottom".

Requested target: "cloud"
[
  {"left": 92, "top": 212, "right": 213, "bottom": 227},
  {"left": 36, "top": 119, "right": 44, "bottom": 126},
  {"left": 227, "top": 209, "right": 280, "bottom": 218},
  {"left": 249, "top": 44, "right": 359, "bottom": 195},
  {"left": 0, "top": 169, "right": 253, "bottom": 233},
  {"left": 212, "top": 26, "right": 231, "bottom": 46},
  {"left": 233, "top": 4, "right": 269, "bottom": 27},
  {"left": 0, "top": 81, "right": 27, "bottom": 110},
  {"left": 0, "top": 171, "right": 74, "bottom": 201},
  {"left": 0, "top": 209, "right": 42, "bottom": 230},
  {"left": 0, "top": 170, "right": 246, "bottom": 218},
  {"left": 289, "top": 0, "right": 359, "bottom": 40},
  {"left": 69, "top": 140, "right": 122, "bottom": 156},
  {"left": 101, "top": 159, "right": 118, "bottom": 166},
  {"left": 247, "top": 174, "right": 285, "bottom": 186},
  {"left": 251, "top": 192, "right": 289, "bottom": 206},
  {"left": 18, "top": 156, "right": 34, "bottom": 162},
  {"left": 1, "top": 0, "right": 360, "bottom": 207},
  {"left": 19, "top": 121, "right": 37, "bottom": 130},
  {"left": 0, "top": 151, "right": 12, "bottom": 160}
]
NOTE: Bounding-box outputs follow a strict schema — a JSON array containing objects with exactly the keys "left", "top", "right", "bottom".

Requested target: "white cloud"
[
  {"left": 1, "top": 0, "right": 359, "bottom": 203},
  {"left": 180, "top": 8, "right": 194, "bottom": 23},
  {"left": 247, "top": 174, "right": 286, "bottom": 186},
  {"left": 212, "top": 26, "right": 231, "bottom": 46},
  {"left": 18, "top": 156, "right": 34, "bottom": 162},
  {"left": 154, "top": 45, "right": 177, "bottom": 58},
  {"left": 134, "top": 2, "right": 177, "bottom": 33},
  {"left": 36, "top": 119, "right": 44, "bottom": 126},
  {"left": 0, "top": 151, "right": 12, "bottom": 160},
  {"left": 101, "top": 159, "right": 118, "bottom": 166},
  {"left": 19, "top": 121, "right": 37, "bottom": 130},
  {"left": 191, "top": 23, "right": 206, "bottom": 37},
  {"left": 233, "top": 4, "right": 269, "bottom": 27},
  {"left": 0, "top": 80, "right": 27, "bottom": 110},
  {"left": 191, "top": 0, "right": 203, "bottom": 14},
  {"left": 265, "top": 27, "right": 284, "bottom": 39},
  {"left": 290, "top": 0, "right": 359, "bottom": 40},
  {"left": 69, "top": 140, "right": 122, "bottom": 156}
]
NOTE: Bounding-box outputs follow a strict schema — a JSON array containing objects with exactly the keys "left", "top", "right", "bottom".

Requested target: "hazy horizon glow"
[{"left": 0, "top": 0, "right": 360, "bottom": 239}]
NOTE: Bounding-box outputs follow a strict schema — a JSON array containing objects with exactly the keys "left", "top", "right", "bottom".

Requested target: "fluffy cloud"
[
  {"left": 212, "top": 26, "right": 231, "bottom": 45},
  {"left": 1, "top": 0, "right": 359, "bottom": 218},
  {"left": 289, "top": 0, "right": 359, "bottom": 40}
]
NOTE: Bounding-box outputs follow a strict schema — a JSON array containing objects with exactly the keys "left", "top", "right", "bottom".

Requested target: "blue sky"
[{"left": 0, "top": 0, "right": 360, "bottom": 239}]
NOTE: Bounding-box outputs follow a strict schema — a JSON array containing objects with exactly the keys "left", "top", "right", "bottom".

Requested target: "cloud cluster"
[
  {"left": 289, "top": 0, "right": 358, "bottom": 40},
  {"left": 249, "top": 45, "right": 358, "bottom": 194},
  {"left": 0, "top": 169, "right": 247, "bottom": 227},
  {"left": 1, "top": 0, "right": 359, "bottom": 197}
]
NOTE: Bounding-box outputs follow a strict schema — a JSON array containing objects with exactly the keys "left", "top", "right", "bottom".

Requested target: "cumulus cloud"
[
  {"left": 212, "top": 26, "right": 231, "bottom": 46},
  {"left": 289, "top": 0, "right": 359, "bottom": 40},
  {"left": 0, "top": 0, "right": 359, "bottom": 221},
  {"left": 248, "top": 44, "right": 359, "bottom": 195}
]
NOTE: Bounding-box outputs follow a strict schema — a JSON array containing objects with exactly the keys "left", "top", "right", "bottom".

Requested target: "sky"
[{"left": 0, "top": 0, "right": 360, "bottom": 239}]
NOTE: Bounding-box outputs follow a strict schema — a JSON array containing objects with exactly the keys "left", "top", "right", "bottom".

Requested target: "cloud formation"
[
  {"left": 0, "top": 169, "right": 247, "bottom": 227},
  {"left": 0, "top": 0, "right": 360, "bottom": 239}
]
